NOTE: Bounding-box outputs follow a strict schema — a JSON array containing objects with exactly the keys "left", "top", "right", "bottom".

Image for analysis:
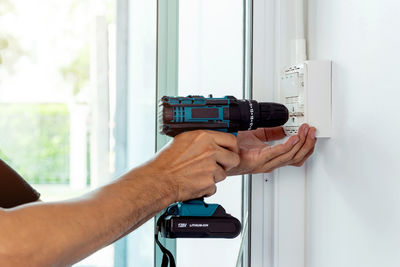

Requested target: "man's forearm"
[
  {"left": 0, "top": 165, "right": 174, "bottom": 267},
  {"left": 0, "top": 130, "right": 242, "bottom": 266}
]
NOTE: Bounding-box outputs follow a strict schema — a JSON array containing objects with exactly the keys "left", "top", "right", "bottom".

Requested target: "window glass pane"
[
  {"left": 177, "top": 1, "right": 245, "bottom": 266},
  {"left": 0, "top": 0, "right": 116, "bottom": 266}
]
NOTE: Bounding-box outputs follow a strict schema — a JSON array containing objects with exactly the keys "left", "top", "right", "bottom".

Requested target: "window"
[
  {"left": 0, "top": 1, "right": 116, "bottom": 266},
  {"left": 0, "top": 0, "right": 255, "bottom": 265}
]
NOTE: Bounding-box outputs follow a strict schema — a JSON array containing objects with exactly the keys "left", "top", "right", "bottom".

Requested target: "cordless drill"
[
  {"left": 155, "top": 95, "right": 289, "bottom": 267},
  {"left": 159, "top": 95, "right": 289, "bottom": 136}
]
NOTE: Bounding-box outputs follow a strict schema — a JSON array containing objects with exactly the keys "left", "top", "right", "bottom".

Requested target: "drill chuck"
[
  {"left": 160, "top": 95, "right": 289, "bottom": 137},
  {"left": 259, "top": 102, "right": 290, "bottom": 128}
]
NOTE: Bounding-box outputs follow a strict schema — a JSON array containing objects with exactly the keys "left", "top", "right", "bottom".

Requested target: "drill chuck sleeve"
[{"left": 258, "top": 102, "right": 290, "bottom": 128}]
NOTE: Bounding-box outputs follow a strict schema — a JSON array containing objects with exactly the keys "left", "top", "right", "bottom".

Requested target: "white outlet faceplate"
[{"left": 280, "top": 60, "right": 332, "bottom": 138}]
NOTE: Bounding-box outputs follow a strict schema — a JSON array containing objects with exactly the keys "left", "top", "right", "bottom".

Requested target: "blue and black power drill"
[{"left": 155, "top": 95, "right": 289, "bottom": 267}]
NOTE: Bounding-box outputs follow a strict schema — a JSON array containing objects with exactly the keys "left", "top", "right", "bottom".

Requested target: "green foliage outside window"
[{"left": 0, "top": 104, "right": 70, "bottom": 184}]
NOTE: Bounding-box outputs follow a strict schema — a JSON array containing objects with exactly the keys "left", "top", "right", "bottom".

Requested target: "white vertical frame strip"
[
  {"left": 252, "top": 0, "right": 307, "bottom": 267},
  {"left": 273, "top": 0, "right": 306, "bottom": 266},
  {"left": 251, "top": 0, "right": 276, "bottom": 266},
  {"left": 114, "top": 0, "right": 129, "bottom": 265},
  {"left": 90, "top": 16, "right": 111, "bottom": 189}
]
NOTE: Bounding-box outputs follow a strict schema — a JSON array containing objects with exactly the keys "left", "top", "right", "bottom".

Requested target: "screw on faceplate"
[{"left": 290, "top": 112, "right": 305, "bottom": 117}]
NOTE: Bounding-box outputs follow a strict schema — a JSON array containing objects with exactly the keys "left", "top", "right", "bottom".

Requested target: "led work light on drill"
[{"left": 155, "top": 95, "right": 289, "bottom": 267}]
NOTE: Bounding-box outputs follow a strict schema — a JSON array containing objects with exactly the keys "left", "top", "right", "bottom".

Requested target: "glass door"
[{"left": 156, "top": 0, "right": 253, "bottom": 266}]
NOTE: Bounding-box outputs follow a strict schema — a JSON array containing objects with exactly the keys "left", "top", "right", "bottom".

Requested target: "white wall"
[{"left": 305, "top": 1, "right": 400, "bottom": 267}]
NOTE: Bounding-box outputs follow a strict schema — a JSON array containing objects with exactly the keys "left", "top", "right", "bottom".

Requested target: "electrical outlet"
[{"left": 280, "top": 60, "right": 332, "bottom": 138}]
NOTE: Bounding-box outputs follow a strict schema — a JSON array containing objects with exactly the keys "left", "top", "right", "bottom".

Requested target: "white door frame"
[
  {"left": 251, "top": 0, "right": 307, "bottom": 266},
  {"left": 250, "top": 0, "right": 276, "bottom": 266}
]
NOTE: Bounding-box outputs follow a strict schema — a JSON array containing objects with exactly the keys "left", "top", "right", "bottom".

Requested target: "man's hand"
[
  {"left": 227, "top": 124, "right": 317, "bottom": 175},
  {"left": 146, "top": 130, "right": 240, "bottom": 202}
]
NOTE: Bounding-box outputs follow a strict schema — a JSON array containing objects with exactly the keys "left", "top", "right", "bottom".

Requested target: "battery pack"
[{"left": 160, "top": 215, "right": 241, "bottom": 238}]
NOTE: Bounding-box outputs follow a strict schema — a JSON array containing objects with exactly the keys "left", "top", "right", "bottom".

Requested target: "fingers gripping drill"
[{"left": 155, "top": 95, "right": 289, "bottom": 267}]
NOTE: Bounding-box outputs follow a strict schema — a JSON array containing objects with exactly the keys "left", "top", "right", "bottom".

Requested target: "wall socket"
[{"left": 280, "top": 60, "right": 332, "bottom": 138}]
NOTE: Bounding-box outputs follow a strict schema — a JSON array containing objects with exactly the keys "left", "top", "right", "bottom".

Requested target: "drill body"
[
  {"left": 156, "top": 95, "right": 289, "bottom": 261},
  {"left": 160, "top": 95, "right": 289, "bottom": 137}
]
